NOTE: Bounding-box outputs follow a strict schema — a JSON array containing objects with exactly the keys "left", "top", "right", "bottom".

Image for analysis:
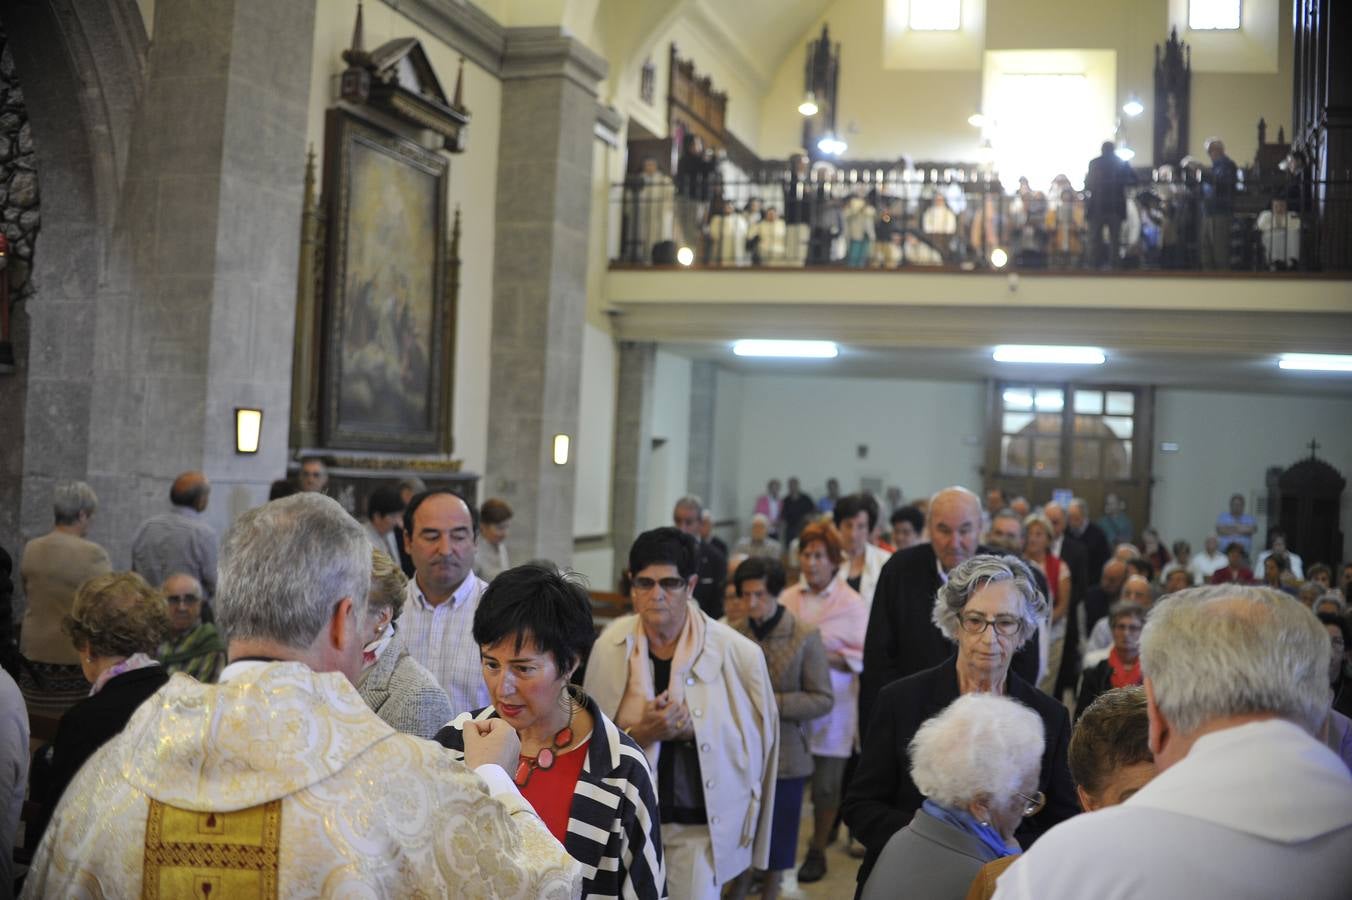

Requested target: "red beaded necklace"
[{"left": 513, "top": 705, "right": 575, "bottom": 788}]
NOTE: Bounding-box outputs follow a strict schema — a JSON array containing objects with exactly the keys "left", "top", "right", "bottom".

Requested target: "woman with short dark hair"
[
  {"left": 437, "top": 563, "right": 664, "bottom": 899},
  {"left": 726, "top": 557, "right": 833, "bottom": 900}
]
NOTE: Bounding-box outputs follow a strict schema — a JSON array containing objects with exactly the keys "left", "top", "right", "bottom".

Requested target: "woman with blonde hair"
[
  {"left": 29, "top": 572, "right": 170, "bottom": 844},
  {"left": 356, "top": 549, "right": 454, "bottom": 739}
]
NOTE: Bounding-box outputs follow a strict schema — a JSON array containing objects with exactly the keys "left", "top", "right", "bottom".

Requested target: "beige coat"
[
  {"left": 20, "top": 530, "right": 112, "bottom": 664},
  {"left": 585, "top": 604, "right": 780, "bottom": 885}
]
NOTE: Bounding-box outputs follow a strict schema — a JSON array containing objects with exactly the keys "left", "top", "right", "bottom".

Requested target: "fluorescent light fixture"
[
  {"left": 676, "top": 246, "right": 694, "bottom": 266},
  {"left": 235, "top": 407, "right": 263, "bottom": 454},
  {"left": 1114, "top": 145, "right": 1136, "bottom": 161},
  {"left": 733, "top": 339, "right": 838, "bottom": 359},
  {"left": 798, "top": 92, "right": 819, "bottom": 116},
  {"left": 1122, "top": 96, "right": 1144, "bottom": 117},
  {"left": 552, "top": 433, "right": 570, "bottom": 465},
  {"left": 816, "top": 134, "right": 847, "bottom": 156},
  {"left": 1278, "top": 353, "right": 1352, "bottom": 372},
  {"left": 993, "top": 345, "right": 1106, "bottom": 365},
  {"left": 990, "top": 248, "right": 1009, "bottom": 268}
]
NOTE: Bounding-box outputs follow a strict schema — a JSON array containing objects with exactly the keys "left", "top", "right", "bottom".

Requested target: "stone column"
[
  {"left": 609, "top": 341, "right": 657, "bottom": 583},
  {"left": 65, "top": 0, "right": 316, "bottom": 560},
  {"left": 484, "top": 29, "right": 606, "bottom": 567},
  {"left": 685, "top": 360, "right": 717, "bottom": 508}
]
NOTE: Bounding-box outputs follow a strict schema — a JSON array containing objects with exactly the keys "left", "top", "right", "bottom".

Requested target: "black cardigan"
[
  {"left": 31, "top": 665, "right": 169, "bottom": 844},
  {"left": 842, "top": 656, "right": 1079, "bottom": 888}
]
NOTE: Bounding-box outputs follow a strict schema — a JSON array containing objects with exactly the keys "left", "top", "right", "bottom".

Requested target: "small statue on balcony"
[{"left": 843, "top": 195, "right": 876, "bottom": 268}]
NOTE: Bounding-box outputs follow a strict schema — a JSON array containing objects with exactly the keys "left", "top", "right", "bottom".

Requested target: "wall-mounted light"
[
  {"left": 235, "top": 407, "right": 263, "bottom": 454},
  {"left": 993, "top": 345, "right": 1106, "bottom": 365},
  {"left": 816, "top": 133, "right": 847, "bottom": 156},
  {"left": 797, "top": 92, "right": 819, "bottom": 116},
  {"left": 1114, "top": 144, "right": 1136, "bottom": 161},
  {"left": 990, "top": 248, "right": 1009, "bottom": 268},
  {"left": 733, "top": 339, "right": 838, "bottom": 359},
  {"left": 1122, "top": 94, "right": 1144, "bottom": 117},
  {"left": 552, "top": 433, "right": 570, "bottom": 465},
  {"left": 1278, "top": 353, "right": 1352, "bottom": 372}
]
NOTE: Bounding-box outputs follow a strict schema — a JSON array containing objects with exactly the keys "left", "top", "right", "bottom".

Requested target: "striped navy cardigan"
[{"left": 436, "top": 692, "right": 667, "bottom": 899}]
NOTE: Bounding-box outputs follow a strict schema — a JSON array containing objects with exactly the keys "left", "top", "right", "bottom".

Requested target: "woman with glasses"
[
  {"left": 1074, "top": 602, "right": 1146, "bottom": 721},
  {"left": 842, "top": 554, "right": 1078, "bottom": 889},
  {"left": 859, "top": 693, "right": 1046, "bottom": 900},
  {"left": 436, "top": 562, "right": 665, "bottom": 900}
]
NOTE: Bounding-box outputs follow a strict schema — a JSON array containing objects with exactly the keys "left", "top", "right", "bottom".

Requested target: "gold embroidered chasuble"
[{"left": 21, "top": 663, "right": 582, "bottom": 899}]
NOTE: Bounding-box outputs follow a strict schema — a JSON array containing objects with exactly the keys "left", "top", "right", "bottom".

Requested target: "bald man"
[
  {"left": 131, "top": 471, "right": 219, "bottom": 597},
  {"left": 860, "top": 487, "right": 1040, "bottom": 728}
]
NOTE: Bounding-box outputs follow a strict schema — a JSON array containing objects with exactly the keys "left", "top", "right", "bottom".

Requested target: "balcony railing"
[{"left": 610, "top": 171, "right": 1350, "bottom": 274}]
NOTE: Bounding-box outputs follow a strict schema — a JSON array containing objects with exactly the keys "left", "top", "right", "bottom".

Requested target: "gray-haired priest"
[
  {"left": 994, "top": 585, "right": 1352, "bottom": 899},
  {"left": 21, "top": 493, "right": 581, "bottom": 899}
]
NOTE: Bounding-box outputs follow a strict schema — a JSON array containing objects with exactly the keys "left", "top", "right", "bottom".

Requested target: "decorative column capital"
[{"left": 500, "top": 27, "right": 607, "bottom": 95}]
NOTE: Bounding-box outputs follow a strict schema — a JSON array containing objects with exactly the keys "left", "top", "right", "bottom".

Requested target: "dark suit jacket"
[
  {"left": 860, "top": 544, "right": 1040, "bottom": 729},
  {"left": 843, "top": 657, "right": 1079, "bottom": 887},
  {"left": 694, "top": 539, "right": 728, "bottom": 620},
  {"left": 1073, "top": 658, "right": 1126, "bottom": 722},
  {"left": 394, "top": 525, "right": 416, "bottom": 578},
  {"left": 1067, "top": 522, "right": 1111, "bottom": 587},
  {"left": 1053, "top": 537, "right": 1090, "bottom": 692},
  {"left": 33, "top": 665, "right": 169, "bottom": 843}
]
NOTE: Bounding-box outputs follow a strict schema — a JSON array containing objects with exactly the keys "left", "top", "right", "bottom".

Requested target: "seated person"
[
  {"left": 29, "top": 572, "right": 170, "bottom": 847},
  {"left": 861, "top": 693, "right": 1045, "bottom": 900},
  {"left": 357, "top": 549, "right": 453, "bottom": 739},
  {"left": 1255, "top": 196, "right": 1301, "bottom": 269},
  {"left": 438, "top": 563, "right": 665, "bottom": 899},
  {"left": 965, "top": 685, "right": 1155, "bottom": 900},
  {"left": 156, "top": 572, "right": 225, "bottom": 683},
  {"left": 904, "top": 231, "right": 946, "bottom": 266}
]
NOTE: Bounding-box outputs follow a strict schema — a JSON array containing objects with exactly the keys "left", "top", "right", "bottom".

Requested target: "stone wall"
[{"left": 0, "top": 28, "right": 39, "bottom": 307}]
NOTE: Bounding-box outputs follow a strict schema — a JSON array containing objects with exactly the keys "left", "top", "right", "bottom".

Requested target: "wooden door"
[{"left": 982, "top": 380, "right": 1156, "bottom": 535}]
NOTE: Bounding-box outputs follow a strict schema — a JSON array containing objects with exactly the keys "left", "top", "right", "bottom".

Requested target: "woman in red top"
[
  {"left": 1023, "top": 513, "right": 1070, "bottom": 692},
  {"left": 1211, "top": 542, "right": 1255, "bottom": 585},
  {"left": 436, "top": 564, "right": 665, "bottom": 900},
  {"left": 1074, "top": 602, "right": 1146, "bottom": 720}
]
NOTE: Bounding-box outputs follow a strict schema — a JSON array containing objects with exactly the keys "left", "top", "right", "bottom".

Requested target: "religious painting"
[{"left": 319, "top": 109, "right": 454, "bottom": 452}]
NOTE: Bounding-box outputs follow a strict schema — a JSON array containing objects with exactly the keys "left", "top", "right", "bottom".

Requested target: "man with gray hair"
[
  {"left": 19, "top": 481, "right": 112, "bottom": 711},
  {"left": 131, "top": 470, "right": 219, "bottom": 597},
  {"left": 674, "top": 495, "right": 728, "bottom": 619},
  {"left": 23, "top": 493, "right": 581, "bottom": 897},
  {"left": 733, "top": 513, "right": 783, "bottom": 560},
  {"left": 995, "top": 586, "right": 1352, "bottom": 899}
]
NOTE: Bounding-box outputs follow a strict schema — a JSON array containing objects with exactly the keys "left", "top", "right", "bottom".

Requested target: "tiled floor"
[{"left": 755, "top": 804, "right": 864, "bottom": 899}]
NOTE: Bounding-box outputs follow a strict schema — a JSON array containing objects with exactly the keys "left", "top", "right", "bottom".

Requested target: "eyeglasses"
[
  {"left": 632, "top": 576, "right": 687, "bottom": 593},
  {"left": 958, "top": 613, "right": 1022, "bottom": 636},
  {"left": 165, "top": 594, "right": 201, "bottom": 606},
  {"left": 1016, "top": 790, "right": 1046, "bottom": 817}
]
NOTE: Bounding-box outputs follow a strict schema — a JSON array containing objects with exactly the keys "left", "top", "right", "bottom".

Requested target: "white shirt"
[
  {"left": 994, "top": 719, "right": 1352, "bottom": 900},
  {"left": 397, "top": 573, "right": 490, "bottom": 718},
  {"left": 1189, "top": 550, "right": 1228, "bottom": 583},
  {"left": 364, "top": 521, "right": 401, "bottom": 563},
  {"left": 1254, "top": 549, "right": 1304, "bottom": 581}
]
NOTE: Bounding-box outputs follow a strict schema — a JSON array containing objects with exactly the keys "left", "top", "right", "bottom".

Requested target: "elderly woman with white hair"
[
  {"left": 734, "top": 513, "right": 784, "bottom": 560},
  {"left": 859, "top": 693, "right": 1045, "bottom": 900},
  {"left": 843, "top": 554, "right": 1078, "bottom": 888}
]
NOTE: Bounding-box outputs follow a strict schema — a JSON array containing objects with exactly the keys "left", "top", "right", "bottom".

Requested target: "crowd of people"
[
  {"left": 620, "top": 137, "right": 1312, "bottom": 273},
  {"left": 1, "top": 467, "right": 1350, "bottom": 898}
]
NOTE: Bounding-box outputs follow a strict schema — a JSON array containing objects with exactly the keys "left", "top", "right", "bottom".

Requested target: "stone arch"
[{"left": 0, "top": 0, "right": 146, "bottom": 555}]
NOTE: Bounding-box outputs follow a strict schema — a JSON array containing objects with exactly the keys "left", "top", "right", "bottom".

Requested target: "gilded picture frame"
[{"left": 319, "top": 108, "right": 455, "bottom": 453}]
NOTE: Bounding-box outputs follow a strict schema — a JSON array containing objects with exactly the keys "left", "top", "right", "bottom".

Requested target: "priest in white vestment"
[
  {"left": 22, "top": 493, "right": 582, "bottom": 899},
  {"left": 994, "top": 586, "right": 1352, "bottom": 900}
]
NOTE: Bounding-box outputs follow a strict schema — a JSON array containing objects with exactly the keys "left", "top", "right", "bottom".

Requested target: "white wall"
[
  {"left": 574, "top": 323, "right": 616, "bottom": 537},
  {"left": 1151, "top": 388, "right": 1352, "bottom": 562},
  {"left": 708, "top": 367, "right": 745, "bottom": 522},
  {"left": 728, "top": 372, "right": 987, "bottom": 527},
  {"left": 645, "top": 351, "right": 694, "bottom": 528},
  {"left": 308, "top": 1, "right": 502, "bottom": 477}
]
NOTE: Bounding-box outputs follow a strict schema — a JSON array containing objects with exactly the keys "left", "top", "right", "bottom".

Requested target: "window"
[
  {"left": 988, "top": 72, "right": 1093, "bottom": 191},
  {"left": 1189, "top": 0, "right": 1241, "bottom": 30},
  {"left": 908, "top": 0, "right": 961, "bottom": 31}
]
